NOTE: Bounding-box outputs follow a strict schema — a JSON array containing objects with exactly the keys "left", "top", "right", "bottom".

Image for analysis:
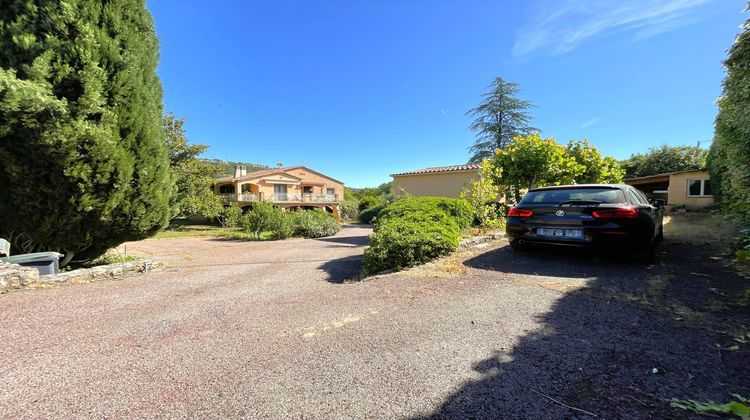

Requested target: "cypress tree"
[
  {"left": 709, "top": 5, "right": 750, "bottom": 222},
  {"left": 0, "top": 0, "right": 172, "bottom": 265}
]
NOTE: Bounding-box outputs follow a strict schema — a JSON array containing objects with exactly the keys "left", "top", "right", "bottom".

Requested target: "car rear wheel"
[{"left": 510, "top": 239, "right": 531, "bottom": 252}]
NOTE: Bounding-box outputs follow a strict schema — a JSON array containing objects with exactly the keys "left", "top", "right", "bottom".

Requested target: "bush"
[
  {"left": 219, "top": 204, "right": 243, "bottom": 228},
  {"left": 269, "top": 211, "right": 295, "bottom": 240},
  {"left": 240, "top": 201, "right": 276, "bottom": 238},
  {"left": 360, "top": 205, "right": 386, "bottom": 224},
  {"left": 363, "top": 217, "right": 460, "bottom": 274},
  {"left": 376, "top": 196, "right": 473, "bottom": 229},
  {"left": 294, "top": 210, "right": 341, "bottom": 238},
  {"left": 0, "top": 3, "right": 171, "bottom": 266},
  {"left": 358, "top": 195, "right": 380, "bottom": 211},
  {"left": 362, "top": 196, "right": 474, "bottom": 274},
  {"left": 340, "top": 200, "right": 360, "bottom": 221}
]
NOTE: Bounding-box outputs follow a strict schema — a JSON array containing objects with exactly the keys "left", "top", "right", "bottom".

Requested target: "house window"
[
  {"left": 687, "top": 179, "right": 712, "bottom": 197},
  {"left": 219, "top": 185, "right": 235, "bottom": 194},
  {"left": 326, "top": 188, "right": 335, "bottom": 196}
]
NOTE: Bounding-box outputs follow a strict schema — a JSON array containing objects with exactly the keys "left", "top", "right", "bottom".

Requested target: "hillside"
[{"left": 201, "top": 159, "right": 269, "bottom": 178}]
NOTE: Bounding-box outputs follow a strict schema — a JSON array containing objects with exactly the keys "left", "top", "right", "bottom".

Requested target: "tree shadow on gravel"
[
  {"left": 419, "top": 243, "right": 750, "bottom": 418},
  {"left": 314, "top": 235, "right": 369, "bottom": 247},
  {"left": 318, "top": 255, "right": 364, "bottom": 284}
]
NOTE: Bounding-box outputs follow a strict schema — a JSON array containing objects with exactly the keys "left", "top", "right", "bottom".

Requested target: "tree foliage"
[
  {"left": 240, "top": 201, "right": 276, "bottom": 238},
  {"left": 460, "top": 161, "right": 504, "bottom": 231},
  {"left": 487, "top": 135, "right": 622, "bottom": 203},
  {"left": 346, "top": 182, "right": 393, "bottom": 203},
  {"left": 0, "top": 0, "right": 171, "bottom": 265},
  {"left": 567, "top": 140, "right": 625, "bottom": 184},
  {"left": 622, "top": 145, "right": 707, "bottom": 179},
  {"left": 709, "top": 7, "right": 750, "bottom": 222},
  {"left": 488, "top": 134, "right": 579, "bottom": 202},
  {"left": 466, "top": 77, "right": 538, "bottom": 163},
  {"left": 162, "top": 113, "right": 223, "bottom": 218}
]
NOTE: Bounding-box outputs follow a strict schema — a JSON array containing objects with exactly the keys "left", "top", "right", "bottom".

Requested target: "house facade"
[
  {"left": 624, "top": 169, "right": 713, "bottom": 209},
  {"left": 214, "top": 164, "right": 344, "bottom": 214},
  {"left": 391, "top": 164, "right": 481, "bottom": 198}
]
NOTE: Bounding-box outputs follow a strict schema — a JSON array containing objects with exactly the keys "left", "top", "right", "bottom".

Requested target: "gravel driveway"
[{"left": 1, "top": 224, "right": 748, "bottom": 418}]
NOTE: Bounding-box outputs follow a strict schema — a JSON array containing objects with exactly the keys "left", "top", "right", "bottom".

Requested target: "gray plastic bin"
[{"left": 1, "top": 252, "right": 63, "bottom": 275}]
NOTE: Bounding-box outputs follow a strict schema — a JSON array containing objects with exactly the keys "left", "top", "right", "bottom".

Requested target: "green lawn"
[{"left": 154, "top": 224, "right": 273, "bottom": 240}]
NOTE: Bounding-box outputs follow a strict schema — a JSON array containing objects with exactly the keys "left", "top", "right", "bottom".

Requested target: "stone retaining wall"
[
  {"left": 458, "top": 233, "right": 505, "bottom": 249},
  {"left": 0, "top": 259, "right": 164, "bottom": 293}
]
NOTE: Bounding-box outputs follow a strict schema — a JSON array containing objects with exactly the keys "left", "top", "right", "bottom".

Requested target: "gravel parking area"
[{"left": 1, "top": 224, "right": 748, "bottom": 418}]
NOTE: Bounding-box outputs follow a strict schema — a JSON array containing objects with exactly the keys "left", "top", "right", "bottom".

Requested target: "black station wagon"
[{"left": 506, "top": 184, "right": 664, "bottom": 262}]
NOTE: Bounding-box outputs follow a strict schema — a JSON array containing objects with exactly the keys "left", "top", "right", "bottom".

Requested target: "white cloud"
[
  {"left": 513, "top": 0, "right": 715, "bottom": 57},
  {"left": 581, "top": 117, "right": 600, "bottom": 129}
]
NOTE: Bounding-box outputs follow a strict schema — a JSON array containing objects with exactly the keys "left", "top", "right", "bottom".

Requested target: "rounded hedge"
[
  {"left": 363, "top": 196, "right": 473, "bottom": 274},
  {"left": 293, "top": 210, "right": 341, "bottom": 238},
  {"left": 376, "top": 197, "right": 473, "bottom": 229},
  {"left": 360, "top": 204, "right": 386, "bottom": 224}
]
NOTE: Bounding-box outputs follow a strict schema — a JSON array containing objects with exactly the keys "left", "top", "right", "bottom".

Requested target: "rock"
[{"left": 0, "top": 259, "right": 164, "bottom": 293}]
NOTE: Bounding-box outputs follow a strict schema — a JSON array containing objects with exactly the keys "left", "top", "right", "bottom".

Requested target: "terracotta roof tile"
[{"left": 391, "top": 164, "right": 481, "bottom": 177}]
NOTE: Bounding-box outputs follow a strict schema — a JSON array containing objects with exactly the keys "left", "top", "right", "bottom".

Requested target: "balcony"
[
  {"left": 219, "top": 193, "right": 339, "bottom": 204},
  {"left": 218, "top": 193, "right": 259, "bottom": 202},
  {"left": 302, "top": 194, "right": 338, "bottom": 202},
  {"left": 272, "top": 194, "right": 339, "bottom": 203}
]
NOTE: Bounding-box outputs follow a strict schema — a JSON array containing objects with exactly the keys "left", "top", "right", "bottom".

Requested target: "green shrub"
[
  {"left": 0, "top": 2, "right": 171, "bottom": 266},
  {"left": 376, "top": 196, "right": 474, "bottom": 229},
  {"left": 241, "top": 201, "right": 276, "bottom": 238},
  {"left": 362, "top": 196, "right": 474, "bottom": 274},
  {"left": 219, "top": 204, "right": 243, "bottom": 228},
  {"left": 340, "top": 200, "right": 360, "bottom": 221},
  {"left": 269, "top": 211, "right": 295, "bottom": 240},
  {"left": 363, "top": 217, "right": 460, "bottom": 274},
  {"left": 294, "top": 210, "right": 341, "bottom": 238},
  {"left": 358, "top": 195, "right": 380, "bottom": 211},
  {"left": 360, "top": 205, "right": 386, "bottom": 224}
]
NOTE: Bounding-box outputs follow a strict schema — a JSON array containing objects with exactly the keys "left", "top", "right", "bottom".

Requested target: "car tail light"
[
  {"left": 592, "top": 207, "right": 639, "bottom": 219},
  {"left": 508, "top": 207, "right": 533, "bottom": 217}
]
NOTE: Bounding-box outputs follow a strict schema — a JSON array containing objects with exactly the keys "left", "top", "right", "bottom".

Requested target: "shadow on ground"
[
  {"left": 420, "top": 241, "right": 750, "bottom": 418},
  {"left": 314, "top": 235, "right": 370, "bottom": 247},
  {"left": 318, "top": 255, "right": 364, "bottom": 284}
]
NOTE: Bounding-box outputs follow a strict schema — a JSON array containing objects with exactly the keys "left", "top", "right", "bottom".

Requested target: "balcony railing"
[
  {"left": 219, "top": 193, "right": 339, "bottom": 203},
  {"left": 302, "top": 194, "right": 338, "bottom": 202},
  {"left": 219, "top": 193, "right": 237, "bottom": 202},
  {"left": 239, "top": 193, "right": 259, "bottom": 202},
  {"left": 272, "top": 194, "right": 300, "bottom": 202}
]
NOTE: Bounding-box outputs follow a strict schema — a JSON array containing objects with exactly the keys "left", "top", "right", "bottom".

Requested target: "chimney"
[
  {"left": 277, "top": 162, "right": 283, "bottom": 168},
  {"left": 240, "top": 165, "right": 247, "bottom": 176},
  {"left": 234, "top": 165, "right": 243, "bottom": 178}
]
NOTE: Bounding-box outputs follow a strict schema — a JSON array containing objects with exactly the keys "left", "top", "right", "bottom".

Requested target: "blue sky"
[{"left": 148, "top": 0, "right": 746, "bottom": 188}]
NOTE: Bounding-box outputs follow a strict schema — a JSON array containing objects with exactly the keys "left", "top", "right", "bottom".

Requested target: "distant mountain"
[{"left": 200, "top": 159, "right": 269, "bottom": 178}]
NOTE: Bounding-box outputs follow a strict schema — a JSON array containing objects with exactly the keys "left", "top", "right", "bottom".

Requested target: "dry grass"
[
  {"left": 663, "top": 213, "right": 736, "bottom": 249},
  {"left": 154, "top": 225, "right": 272, "bottom": 240}
]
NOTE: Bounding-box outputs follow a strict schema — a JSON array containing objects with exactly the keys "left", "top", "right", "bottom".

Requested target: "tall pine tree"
[
  {"left": 709, "top": 4, "right": 750, "bottom": 222},
  {"left": 0, "top": 0, "right": 172, "bottom": 265},
  {"left": 466, "top": 77, "right": 538, "bottom": 163}
]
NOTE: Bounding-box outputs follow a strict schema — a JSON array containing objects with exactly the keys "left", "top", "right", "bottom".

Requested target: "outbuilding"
[
  {"left": 391, "top": 164, "right": 481, "bottom": 198},
  {"left": 624, "top": 169, "right": 713, "bottom": 209}
]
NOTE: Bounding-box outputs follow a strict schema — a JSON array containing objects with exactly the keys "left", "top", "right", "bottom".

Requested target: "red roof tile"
[{"left": 391, "top": 164, "right": 481, "bottom": 177}]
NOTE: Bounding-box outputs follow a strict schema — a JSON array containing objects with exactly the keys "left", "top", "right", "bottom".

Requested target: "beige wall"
[
  {"left": 668, "top": 171, "right": 714, "bottom": 208},
  {"left": 392, "top": 170, "right": 479, "bottom": 198},
  {"left": 283, "top": 167, "right": 344, "bottom": 200}
]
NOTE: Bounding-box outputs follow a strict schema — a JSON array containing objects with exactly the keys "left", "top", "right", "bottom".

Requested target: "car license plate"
[{"left": 537, "top": 228, "right": 583, "bottom": 239}]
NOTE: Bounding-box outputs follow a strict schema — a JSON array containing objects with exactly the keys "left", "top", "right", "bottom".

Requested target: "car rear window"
[{"left": 521, "top": 188, "right": 626, "bottom": 204}]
